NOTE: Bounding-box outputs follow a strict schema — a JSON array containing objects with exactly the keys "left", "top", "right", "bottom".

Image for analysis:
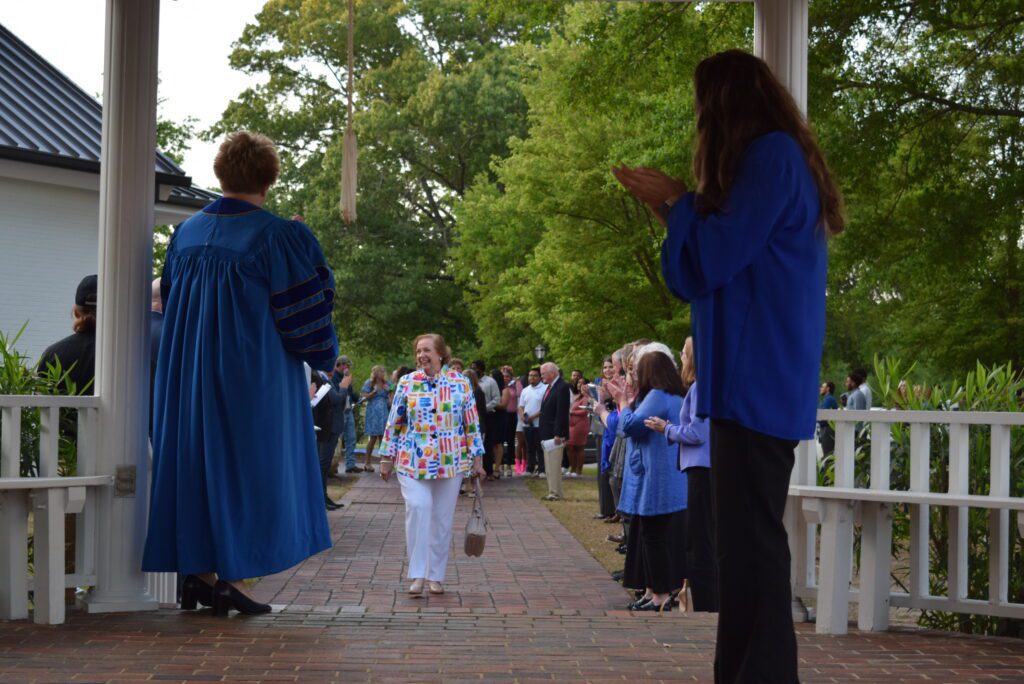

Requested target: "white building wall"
[{"left": 0, "top": 177, "right": 99, "bottom": 363}]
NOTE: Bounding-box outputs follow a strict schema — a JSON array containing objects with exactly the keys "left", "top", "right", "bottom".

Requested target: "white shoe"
[{"left": 408, "top": 578, "right": 425, "bottom": 595}]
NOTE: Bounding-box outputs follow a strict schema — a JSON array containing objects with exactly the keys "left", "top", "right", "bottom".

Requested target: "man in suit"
[{"left": 538, "top": 362, "right": 570, "bottom": 501}]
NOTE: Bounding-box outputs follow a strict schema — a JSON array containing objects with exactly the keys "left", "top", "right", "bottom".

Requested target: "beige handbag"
[{"left": 464, "top": 477, "right": 487, "bottom": 557}]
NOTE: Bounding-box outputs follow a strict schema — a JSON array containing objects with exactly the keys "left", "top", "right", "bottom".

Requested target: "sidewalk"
[
  {"left": 0, "top": 474, "right": 1022, "bottom": 682},
  {"left": 250, "top": 474, "right": 628, "bottom": 616}
]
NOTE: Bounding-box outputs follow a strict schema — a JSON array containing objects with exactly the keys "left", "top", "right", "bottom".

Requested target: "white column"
[
  {"left": 757, "top": 0, "right": 810, "bottom": 623},
  {"left": 754, "top": 0, "right": 809, "bottom": 114},
  {"left": 78, "top": 0, "right": 161, "bottom": 614}
]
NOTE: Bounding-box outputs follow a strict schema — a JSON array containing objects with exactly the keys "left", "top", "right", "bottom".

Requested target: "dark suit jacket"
[
  {"left": 539, "top": 377, "right": 571, "bottom": 441},
  {"left": 329, "top": 371, "right": 358, "bottom": 433}
]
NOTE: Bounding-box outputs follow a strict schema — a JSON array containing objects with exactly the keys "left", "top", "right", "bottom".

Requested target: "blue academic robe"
[
  {"left": 660, "top": 132, "right": 827, "bottom": 441},
  {"left": 142, "top": 198, "right": 339, "bottom": 580}
]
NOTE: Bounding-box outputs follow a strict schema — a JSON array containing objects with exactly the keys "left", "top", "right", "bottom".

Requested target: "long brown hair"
[
  {"left": 692, "top": 50, "right": 844, "bottom": 236},
  {"left": 635, "top": 351, "right": 687, "bottom": 403}
]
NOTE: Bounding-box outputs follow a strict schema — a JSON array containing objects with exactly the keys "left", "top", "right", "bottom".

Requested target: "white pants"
[{"left": 397, "top": 474, "right": 463, "bottom": 581}]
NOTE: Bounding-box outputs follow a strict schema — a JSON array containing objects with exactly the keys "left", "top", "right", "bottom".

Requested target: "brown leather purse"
[{"left": 464, "top": 477, "right": 487, "bottom": 556}]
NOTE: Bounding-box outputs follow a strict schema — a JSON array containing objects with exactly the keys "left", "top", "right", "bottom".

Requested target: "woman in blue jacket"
[
  {"left": 646, "top": 337, "right": 717, "bottom": 613},
  {"left": 611, "top": 347, "right": 688, "bottom": 613},
  {"left": 614, "top": 50, "right": 845, "bottom": 682}
]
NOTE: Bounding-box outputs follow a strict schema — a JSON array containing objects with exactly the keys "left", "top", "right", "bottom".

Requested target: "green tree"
[
  {"left": 453, "top": 2, "right": 751, "bottom": 372},
  {"left": 810, "top": 0, "right": 1024, "bottom": 377},
  {"left": 209, "top": 0, "right": 530, "bottom": 357},
  {"left": 152, "top": 97, "right": 197, "bottom": 277}
]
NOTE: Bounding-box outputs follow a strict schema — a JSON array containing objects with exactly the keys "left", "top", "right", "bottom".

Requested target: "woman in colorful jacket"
[{"left": 380, "top": 333, "right": 486, "bottom": 595}]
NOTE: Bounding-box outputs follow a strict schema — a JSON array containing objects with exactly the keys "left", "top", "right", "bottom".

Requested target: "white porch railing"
[
  {"left": 788, "top": 408, "right": 1024, "bottom": 634},
  {"left": 0, "top": 395, "right": 174, "bottom": 625}
]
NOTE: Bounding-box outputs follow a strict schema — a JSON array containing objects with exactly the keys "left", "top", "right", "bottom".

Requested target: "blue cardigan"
[
  {"left": 661, "top": 132, "right": 827, "bottom": 441},
  {"left": 666, "top": 382, "right": 710, "bottom": 471},
  {"left": 618, "top": 389, "right": 688, "bottom": 517}
]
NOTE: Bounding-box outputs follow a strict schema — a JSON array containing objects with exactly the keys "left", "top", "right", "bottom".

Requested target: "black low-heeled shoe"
[
  {"left": 633, "top": 598, "right": 673, "bottom": 613},
  {"left": 627, "top": 596, "right": 652, "bottom": 610},
  {"left": 212, "top": 580, "right": 272, "bottom": 616},
  {"left": 180, "top": 575, "right": 214, "bottom": 610}
]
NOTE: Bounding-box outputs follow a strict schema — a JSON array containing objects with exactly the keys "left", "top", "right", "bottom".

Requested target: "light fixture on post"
[{"left": 533, "top": 344, "right": 547, "bottom": 362}]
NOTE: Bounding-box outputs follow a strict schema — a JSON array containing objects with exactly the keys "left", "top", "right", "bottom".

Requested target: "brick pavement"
[{"left": 1, "top": 474, "right": 1023, "bottom": 682}]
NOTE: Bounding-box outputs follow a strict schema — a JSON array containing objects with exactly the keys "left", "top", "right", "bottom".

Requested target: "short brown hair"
[
  {"left": 213, "top": 131, "right": 280, "bottom": 194},
  {"left": 412, "top": 333, "right": 452, "bottom": 365}
]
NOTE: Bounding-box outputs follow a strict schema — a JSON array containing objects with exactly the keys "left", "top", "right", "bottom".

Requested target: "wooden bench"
[
  {"left": 789, "top": 484, "right": 1024, "bottom": 634},
  {"left": 0, "top": 475, "right": 112, "bottom": 624}
]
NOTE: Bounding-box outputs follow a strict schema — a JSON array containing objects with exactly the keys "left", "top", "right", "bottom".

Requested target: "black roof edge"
[
  {"left": 0, "top": 145, "right": 191, "bottom": 188},
  {"left": 162, "top": 194, "right": 210, "bottom": 210},
  {"left": 161, "top": 187, "right": 218, "bottom": 210}
]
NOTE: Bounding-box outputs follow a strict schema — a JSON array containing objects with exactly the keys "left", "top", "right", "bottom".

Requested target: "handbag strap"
[{"left": 472, "top": 477, "right": 485, "bottom": 518}]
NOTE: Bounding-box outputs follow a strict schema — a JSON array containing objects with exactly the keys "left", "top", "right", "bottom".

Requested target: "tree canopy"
[{"left": 205, "top": 0, "right": 1023, "bottom": 379}]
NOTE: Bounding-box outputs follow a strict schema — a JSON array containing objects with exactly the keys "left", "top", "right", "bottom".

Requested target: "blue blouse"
[
  {"left": 666, "top": 382, "right": 709, "bottom": 471},
  {"left": 661, "top": 132, "right": 827, "bottom": 441},
  {"left": 600, "top": 409, "right": 619, "bottom": 473},
  {"left": 617, "top": 389, "right": 688, "bottom": 517}
]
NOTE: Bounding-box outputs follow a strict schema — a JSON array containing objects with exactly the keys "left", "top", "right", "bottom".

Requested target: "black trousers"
[
  {"left": 685, "top": 466, "right": 718, "bottom": 612},
  {"left": 317, "top": 435, "right": 339, "bottom": 497},
  {"left": 524, "top": 426, "right": 544, "bottom": 473},
  {"left": 711, "top": 420, "right": 798, "bottom": 684},
  {"left": 622, "top": 509, "right": 687, "bottom": 594},
  {"left": 597, "top": 469, "right": 615, "bottom": 518}
]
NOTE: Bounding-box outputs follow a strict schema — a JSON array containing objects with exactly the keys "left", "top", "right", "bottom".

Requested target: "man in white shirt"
[{"left": 518, "top": 367, "right": 546, "bottom": 476}]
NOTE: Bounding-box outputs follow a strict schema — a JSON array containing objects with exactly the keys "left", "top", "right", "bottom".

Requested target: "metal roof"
[{"left": 0, "top": 22, "right": 216, "bottom": 208}]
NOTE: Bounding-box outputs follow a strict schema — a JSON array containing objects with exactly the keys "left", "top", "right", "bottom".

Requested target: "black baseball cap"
[{"left": 75, "top": 275, "right": 98, "bottom": 308}]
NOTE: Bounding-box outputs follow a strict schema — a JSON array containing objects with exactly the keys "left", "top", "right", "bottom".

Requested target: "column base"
[{"left": 77, "top": 590, "right": 160, "bottom": 614}]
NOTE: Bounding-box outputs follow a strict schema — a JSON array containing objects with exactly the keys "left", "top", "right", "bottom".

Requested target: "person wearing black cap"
[{"left": 38, "top": 275, "right": 98, "bottom": 395}]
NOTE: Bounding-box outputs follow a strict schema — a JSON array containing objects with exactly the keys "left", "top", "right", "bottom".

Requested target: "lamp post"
[{"left": 533, "top": 344, "right": 547, "bottom": 362}]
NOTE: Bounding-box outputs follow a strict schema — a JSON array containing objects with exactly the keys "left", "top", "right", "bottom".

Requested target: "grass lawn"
[{"left": 524, "top": 465, "right": 625, "bottom": 575}]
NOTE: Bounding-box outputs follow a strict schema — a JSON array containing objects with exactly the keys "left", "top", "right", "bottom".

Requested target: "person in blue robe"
[
  {"left": 142, "top": 131, "right": 339, "bottom": 616},
  {"left": 613, "top": 51, "right": 845, "bottom": 683}
]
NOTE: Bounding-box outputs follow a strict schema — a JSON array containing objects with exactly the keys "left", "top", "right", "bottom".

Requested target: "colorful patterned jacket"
[{"left": 380, "top": 366, "right": 485, "bottom": 479}]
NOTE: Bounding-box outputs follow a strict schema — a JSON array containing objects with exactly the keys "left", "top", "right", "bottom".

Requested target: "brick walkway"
[{"left": 1, "top": 475, "right": 1023, "bottom": 682}]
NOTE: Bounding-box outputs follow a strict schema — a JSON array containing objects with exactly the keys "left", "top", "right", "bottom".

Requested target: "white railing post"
[
  {"left": 75, "top": 407, "right": 99, "bottom": 581},
  {"left": 787, "top": 440, "right": 816, "bottom": 621},
  {"left": 30, "top": 487, "right": 67, "bottom": 625},
  {"left": 908, "top": 422, "right": 931, "bottom": 600},
  {"left": 947, "top": 423, "right": 970, "bottom": 603},
  {"left": 989, "top": 424, "right": 1011, "bottom": 605},
  {"left": 78, "top": 0, "right": 162, "bottom": 615},
  {"left": 859, "top": 421, "right": 893, "bottom": 631},
  {"left": 0, "top": 406, "right": 28, "bottom": 621}
]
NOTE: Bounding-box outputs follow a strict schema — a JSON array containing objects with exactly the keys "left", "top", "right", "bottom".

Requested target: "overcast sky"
[{"left": 0, "top": 0, "right": 270, "bottom": 189}]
